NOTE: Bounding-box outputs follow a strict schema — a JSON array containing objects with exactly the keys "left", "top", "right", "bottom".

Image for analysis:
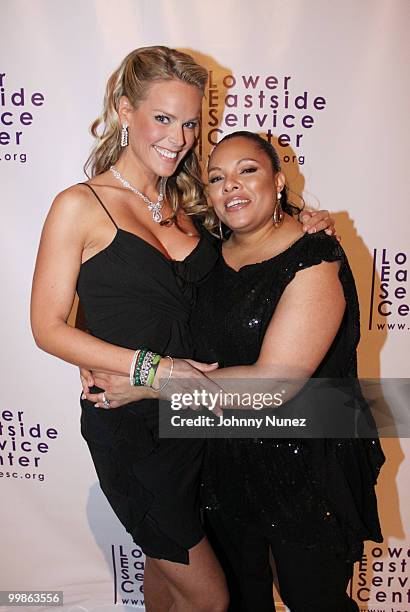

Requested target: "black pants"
[{"left": 204, "top": 510, "right": 359, "bottom": 612}]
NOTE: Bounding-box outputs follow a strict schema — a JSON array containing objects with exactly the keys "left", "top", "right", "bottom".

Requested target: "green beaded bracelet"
[
  {"left": 133, "top": 348, "right": 148, "bottom": 386},
  {"left": 147, "top": 353, "right": 162, "bottom": 387}
]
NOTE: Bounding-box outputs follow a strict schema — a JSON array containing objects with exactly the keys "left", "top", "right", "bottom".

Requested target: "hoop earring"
[
  {"left": 218, "top": 219, "right": 224, "bottom": 241},
  {"left": 273, "top": 191, "right": 284, "bottom": 228},
  {"left": 121, "top": 123, "right": 129, "bottom": 147}
]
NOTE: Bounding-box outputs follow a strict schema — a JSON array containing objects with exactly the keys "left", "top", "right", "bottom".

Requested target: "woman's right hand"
[
  {"left": 80, "top": 368, "right": 94, "bottom": 395},
  {"left": 80, "top": 369, "right": 156, "bottom": 408}
]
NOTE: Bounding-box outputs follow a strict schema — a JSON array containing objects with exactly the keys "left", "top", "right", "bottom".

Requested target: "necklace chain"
[{"left": 110, "top": 165, "right": 165, "bottom": 223}]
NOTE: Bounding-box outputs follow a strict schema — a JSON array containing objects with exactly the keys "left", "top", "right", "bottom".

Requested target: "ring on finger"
[{"left": 101, "top": 392, "right": 111, "bottom": 409}]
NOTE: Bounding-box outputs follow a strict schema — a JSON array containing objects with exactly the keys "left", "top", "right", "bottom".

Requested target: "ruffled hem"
[{"left": 81, "top": 398, "right": 205, "bottom": 564}]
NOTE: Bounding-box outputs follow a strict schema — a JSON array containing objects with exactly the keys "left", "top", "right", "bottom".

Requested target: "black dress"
[
  {"left": 191, "top": 232, "right": 385, "bottom": 563},
  {"left": 77, "top": 185, "right": 219, "bottom": 564}
]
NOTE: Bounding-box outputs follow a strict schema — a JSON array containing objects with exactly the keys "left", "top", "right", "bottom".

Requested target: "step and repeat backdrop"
[{"left": 1, "top": 1, "right": 409, "bottom": 611}]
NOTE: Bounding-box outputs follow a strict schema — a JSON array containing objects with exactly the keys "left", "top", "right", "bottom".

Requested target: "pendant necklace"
[{"left": 110, "top": 165, "right": 165, "bottom": 223}]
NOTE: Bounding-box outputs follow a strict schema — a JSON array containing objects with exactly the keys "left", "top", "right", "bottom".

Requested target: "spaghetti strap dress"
[{"left": 77, "top": 184, "right": 219, "bottom": 564}]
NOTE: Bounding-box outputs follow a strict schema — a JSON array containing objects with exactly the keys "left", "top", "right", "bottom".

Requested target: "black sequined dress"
[{"left": 191, "top": 232, "right": 384, "bottom": 562}]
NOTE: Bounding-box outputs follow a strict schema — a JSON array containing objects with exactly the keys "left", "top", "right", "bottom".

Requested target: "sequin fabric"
[{"left": 191, "top": 232, "right": 385, "bottom": 562}]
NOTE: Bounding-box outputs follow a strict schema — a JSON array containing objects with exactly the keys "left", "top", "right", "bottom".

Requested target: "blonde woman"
[{"left": 31, "top": 46, "right": 334, "bottom": 611}]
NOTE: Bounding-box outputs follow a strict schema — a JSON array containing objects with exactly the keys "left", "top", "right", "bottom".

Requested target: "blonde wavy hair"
[{"left": 85, "top": 45, "right": 216, "bottom": 229}]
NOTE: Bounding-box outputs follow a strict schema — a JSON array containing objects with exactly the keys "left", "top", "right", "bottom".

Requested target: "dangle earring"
[
  {"left": 120, "top": 123, "right": 129, "bottom": 147},
  {"left": 273, "top": 191, "right": 284, "bottom": 228}
]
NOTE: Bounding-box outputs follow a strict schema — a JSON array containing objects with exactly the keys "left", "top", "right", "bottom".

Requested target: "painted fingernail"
[
  {"left": 308, "top": 228, "right": 316, "bottom": 234},
  {"left": 94, "top": 403, "right": 100, "bottom": 408},
  {"left": 81, "top": 393, "right": 86, "bottom": 400}
]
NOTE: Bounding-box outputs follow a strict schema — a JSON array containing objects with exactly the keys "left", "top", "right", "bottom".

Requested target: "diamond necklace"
[{"left": 110, "top": 165, "right": 165, "bottom": 223}]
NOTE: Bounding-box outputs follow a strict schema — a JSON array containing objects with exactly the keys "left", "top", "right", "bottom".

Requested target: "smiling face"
[
  {"left": 207, "top": 136, "right": 285, "bottom": 233},
  {"left": 119, "top": 78, "right": 202, "bottom": 180}
]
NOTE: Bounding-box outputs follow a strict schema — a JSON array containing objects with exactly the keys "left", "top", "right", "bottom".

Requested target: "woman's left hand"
[
  {"left": 299, "top": 209, "right": 339, "bottom": 239},
  {"left": 81, "top": 371, "right": 156, "bottom": 409}
]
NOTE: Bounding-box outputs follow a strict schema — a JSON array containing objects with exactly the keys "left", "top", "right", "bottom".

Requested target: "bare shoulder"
[
  {"left": 37, "top": 185, "right": 104, "bottom": 253},
  {"left": 52, "top": 183, "right": 94, "bottom": 211},
  {"left": 278, "top": 214, "right": 304, "bottom": 242},
  {"left": 46, "top": 182, "right": 103, "bottom": 227},
  {"left": 284, "top": 213, "right": 305, "bottom": 236},
  {"left": 265, "top": 214, "right": 304, "bottom": 257}
]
